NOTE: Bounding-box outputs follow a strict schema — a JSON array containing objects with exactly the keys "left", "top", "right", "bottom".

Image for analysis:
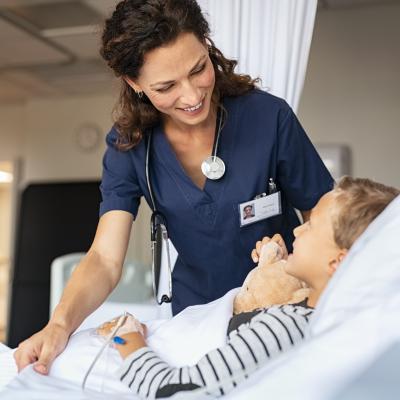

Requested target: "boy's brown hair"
[{"left": 333, "top": 176, "right": 399, "bottom": 249}]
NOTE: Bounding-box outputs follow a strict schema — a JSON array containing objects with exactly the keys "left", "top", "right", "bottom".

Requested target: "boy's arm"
[{"left": 117, "top": 305, "right": 312, "bottom": 399}]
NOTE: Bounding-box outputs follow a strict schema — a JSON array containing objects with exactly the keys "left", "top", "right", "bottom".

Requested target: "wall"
[
  {"left": 24, "top": 93, "right": 152, "bottom": 266},
  {"left": 0, "top": 93, "right": 152, "bottom": 269},
  {"left": 0, "top": 185, "right": 11, "bottom": 340},
  {"left": 0, "top": 106, "right": 23, "bottom": 270},
  {"left": 0, "top": 104, "right": 25, "bottom": 161},
  {"left": 298, "top": 3, "right": 400, "bottom": 188},
  {"left": 0, "top": 187, "right": 12, "bottom": 259},
  {"left": 23, "top": 94, "right": 113, "bottom": 183}
]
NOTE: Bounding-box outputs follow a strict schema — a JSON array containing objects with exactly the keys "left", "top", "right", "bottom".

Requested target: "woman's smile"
[{"left": 178, "top": 96, "right": 206, "bottom": 116}]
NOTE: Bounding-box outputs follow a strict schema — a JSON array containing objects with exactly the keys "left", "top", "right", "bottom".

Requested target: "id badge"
[{"left": 239, "top": 192, "right": 282, "bottom": 227}]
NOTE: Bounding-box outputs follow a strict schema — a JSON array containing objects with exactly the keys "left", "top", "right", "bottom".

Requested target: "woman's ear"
[
  {"left": 327, "top": 249, "right": 348, "bottom": 277},
  {"left": 124, "top": 76, "right": 142, "bottom": 93}
]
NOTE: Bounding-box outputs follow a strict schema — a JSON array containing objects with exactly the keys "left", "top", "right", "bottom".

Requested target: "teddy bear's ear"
[{"left": 259, "top": 241, "right": 283, "bottom": 266}]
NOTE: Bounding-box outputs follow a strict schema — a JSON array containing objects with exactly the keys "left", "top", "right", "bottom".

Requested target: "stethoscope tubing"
[{"left": 145, "top": 107, "right": 226, "bottom": 304}]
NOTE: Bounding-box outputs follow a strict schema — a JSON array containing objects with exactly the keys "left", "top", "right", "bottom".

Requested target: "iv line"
[{"left": 81, "top": 311, "right": 129, "bottom": 391}]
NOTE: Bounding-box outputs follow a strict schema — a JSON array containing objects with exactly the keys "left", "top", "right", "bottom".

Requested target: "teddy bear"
[{"left": 233, "top": 241, "right": 309, "bottom": 314}]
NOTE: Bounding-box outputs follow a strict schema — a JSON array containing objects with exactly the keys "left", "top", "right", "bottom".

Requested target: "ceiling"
[
  {"left": 0, "top": 0, "right": 119, "bottom": 104},
  {"left": 0, "top": 0, "right": 399, "bottom": 105}
]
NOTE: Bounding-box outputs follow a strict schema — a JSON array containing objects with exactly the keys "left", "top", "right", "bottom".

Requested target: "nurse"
[{"left": 14, "top": 0, "right": 333, "bottom": 374}]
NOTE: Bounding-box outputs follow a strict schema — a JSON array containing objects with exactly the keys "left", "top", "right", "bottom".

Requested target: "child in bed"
[{"left": 99, "top": 177, "right": 399, "bottom": 399}]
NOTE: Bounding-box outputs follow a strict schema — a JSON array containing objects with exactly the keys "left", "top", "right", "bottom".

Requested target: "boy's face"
[{"left": 285, "top": 191, "right": 344, "bottom": 288}]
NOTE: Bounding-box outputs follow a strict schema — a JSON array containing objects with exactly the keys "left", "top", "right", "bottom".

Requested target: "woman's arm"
[
  {"left": 116, "top": 305, "right": 312, "bottom": 399},
  {"left": 52, "top": 210, "right": 133, "bottom": 331},
  {"left": 14, "top": 210, "right": 133, "bottom": 374}
]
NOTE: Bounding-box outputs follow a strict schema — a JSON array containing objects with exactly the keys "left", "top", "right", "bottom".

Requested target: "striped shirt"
[{"left": 118, "top": 304, "right": 313, "bottom": 399}]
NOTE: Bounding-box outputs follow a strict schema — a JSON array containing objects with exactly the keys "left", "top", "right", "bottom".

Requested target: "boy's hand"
[
  {"left": 96, "top": 315, "right": 148, "bottom": 360},
  {"left": 96, "top": 314, "right": 147, "bottom": 338},
  {"left": 116, "top": 331, "right": 147, "bottom": 359},
  {"left": 251, "top": 234, "right": 288, "bottom": 263}
]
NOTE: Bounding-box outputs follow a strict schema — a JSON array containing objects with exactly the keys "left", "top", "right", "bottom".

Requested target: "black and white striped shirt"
[{"left": 118, "top": 303, "right": 313, "bottom": 399}]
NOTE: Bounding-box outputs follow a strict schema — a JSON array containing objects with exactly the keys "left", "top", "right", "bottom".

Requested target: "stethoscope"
[
  {"left": 200, "top": 108, "right": 226, "bottom": 180},
  {"left": 145, "top": 107, "right": 226, "bottom": 304}
]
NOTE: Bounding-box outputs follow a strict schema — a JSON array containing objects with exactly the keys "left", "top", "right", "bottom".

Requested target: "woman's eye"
[
  {"left": 155, "top": 63, "right": 206, "bottom": 93},
  {"left": 191, "top": 63, "right": 206, "bottom": 75},
  {"left": 156, "top": 84, "right": 174, "bottom": 93}
]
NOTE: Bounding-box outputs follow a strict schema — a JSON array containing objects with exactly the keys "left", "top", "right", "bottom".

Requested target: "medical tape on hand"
[{"left": 113, "top": 314, "right": 144, "bottom": 338}]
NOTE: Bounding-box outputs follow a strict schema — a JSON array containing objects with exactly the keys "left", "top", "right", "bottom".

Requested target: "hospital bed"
[{"left": 1, "top": 194, "right": 400, "bottom": 399}]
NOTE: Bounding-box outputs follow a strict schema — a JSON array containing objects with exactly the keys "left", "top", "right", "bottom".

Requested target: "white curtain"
[{"left": 197, "top": 0, "right": 318, "bottom": 112}]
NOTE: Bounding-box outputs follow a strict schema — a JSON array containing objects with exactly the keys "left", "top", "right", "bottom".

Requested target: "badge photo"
[
  {"left": 242, "top": 203, "right": 256, "bottom": 223},
  {"left": 239, "top": 192, "right": 282, "bottom": 227}
]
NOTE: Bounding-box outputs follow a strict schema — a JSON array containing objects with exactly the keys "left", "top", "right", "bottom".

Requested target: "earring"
[{"left": 136, "top": 91, "right": 143, "bottom": 100}]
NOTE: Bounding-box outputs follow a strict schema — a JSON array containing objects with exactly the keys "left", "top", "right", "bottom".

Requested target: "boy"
[{"left": 104, "top": 177, "right": 399, "bottom": 399}]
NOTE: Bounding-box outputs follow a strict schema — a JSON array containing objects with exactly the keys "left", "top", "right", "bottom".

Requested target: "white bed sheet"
[
  {"left": 0, "top": 342, "right": 9, "bottom": 353},
  {"left": 0, "top": 288, "right": 238, "bottom": 398},
  {"left": 0, "top": 347, "right": 17, "bottom": 390}
]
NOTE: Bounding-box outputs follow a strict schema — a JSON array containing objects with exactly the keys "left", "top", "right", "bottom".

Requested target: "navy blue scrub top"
[{"left": 100, "top": 89, "right": 334, "bottom": 315}]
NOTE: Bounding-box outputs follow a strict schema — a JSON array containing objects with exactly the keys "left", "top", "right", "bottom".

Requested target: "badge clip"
[{"left": 268, "top": 178, "right": 277, "bottom": 194}]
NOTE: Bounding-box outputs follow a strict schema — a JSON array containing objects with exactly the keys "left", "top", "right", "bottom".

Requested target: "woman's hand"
[
  {"left": 251, "top": 234, "right": 288, "bottom": 263},
  {"left": 13, "top": 322, "right": 70, "bottom": 375}
]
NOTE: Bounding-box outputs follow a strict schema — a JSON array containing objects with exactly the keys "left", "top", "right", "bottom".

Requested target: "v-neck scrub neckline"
[
  {"left": 151, "top": 104, "right": 236, "bottom": 223},
  {"left": 100, "top": 89, "right": 334, "bottom": 315}
]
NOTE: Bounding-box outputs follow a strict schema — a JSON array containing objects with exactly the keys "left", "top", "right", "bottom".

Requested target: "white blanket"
[
  {"left": 0, "top": 342, "right": 9, "bottom": 353},
  {"left": 0, "top": 288, "right": 238, "bottom": 398},
  {"left": 0, "top": 347, "right": 17, "bottom": 390}
]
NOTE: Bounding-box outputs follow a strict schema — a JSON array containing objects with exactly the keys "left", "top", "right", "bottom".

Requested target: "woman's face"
[{"left": 125, "top": 32, "right": 216, "bottom": 128}]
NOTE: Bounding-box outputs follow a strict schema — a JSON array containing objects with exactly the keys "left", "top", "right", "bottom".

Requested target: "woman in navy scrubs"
[{"left": 14, "top": 0, "right": 333, "bottom": 374}]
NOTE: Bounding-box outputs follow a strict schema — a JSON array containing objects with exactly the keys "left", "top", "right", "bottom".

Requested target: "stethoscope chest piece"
[{"left": 201, "top": 155, "right": 225, "bottom": 180}]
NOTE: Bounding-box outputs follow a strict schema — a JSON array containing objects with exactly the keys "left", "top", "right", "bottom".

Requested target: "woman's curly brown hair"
[{"left": 100, "top": 0, "right": 258, "bottom": 150}]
